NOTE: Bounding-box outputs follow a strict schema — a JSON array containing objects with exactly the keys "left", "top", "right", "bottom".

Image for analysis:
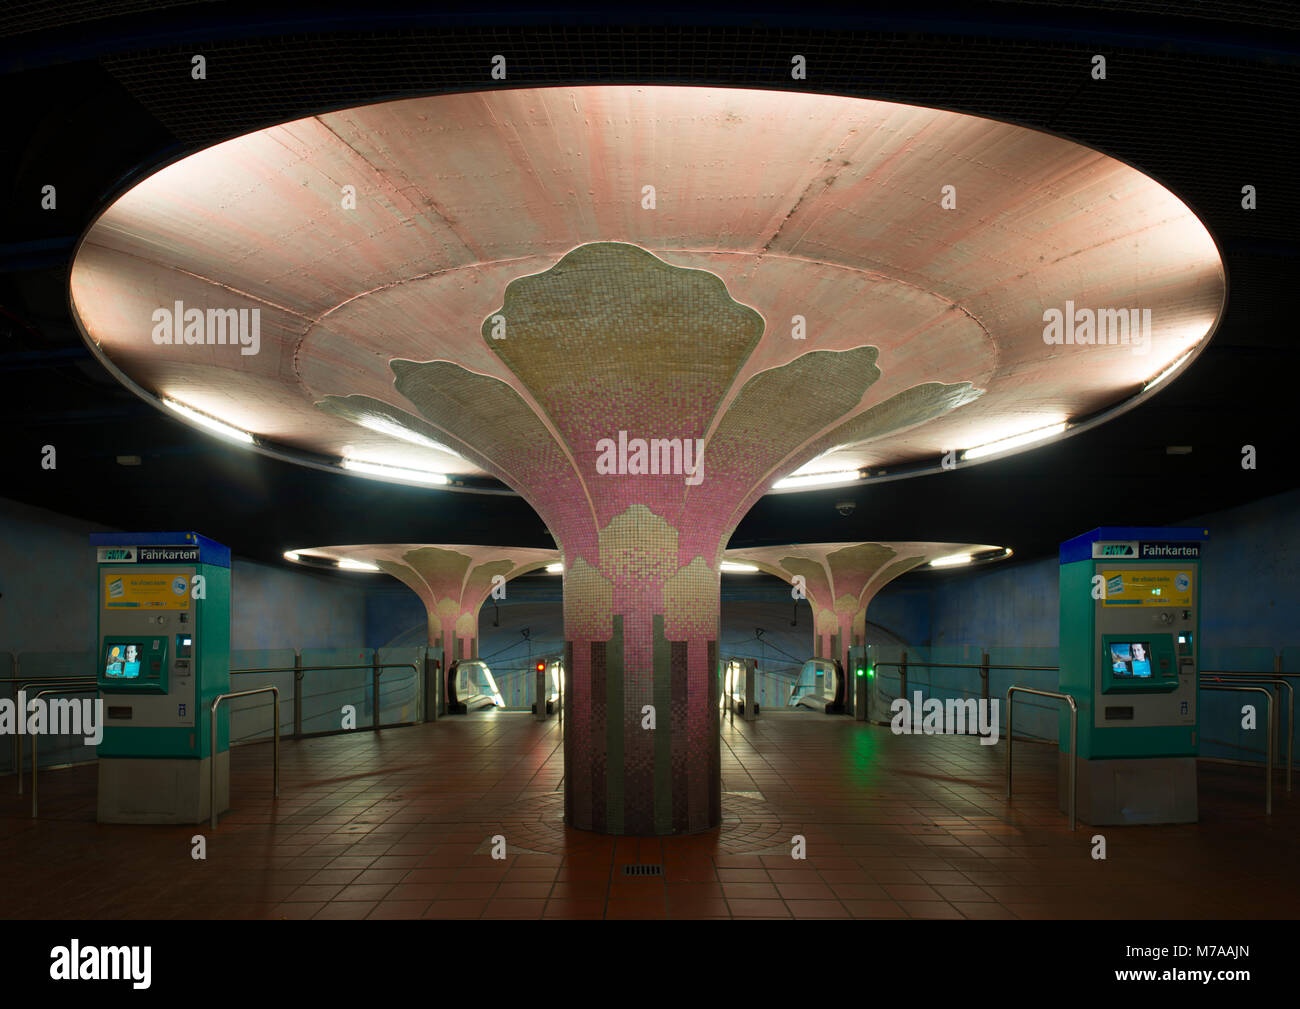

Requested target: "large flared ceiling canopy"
[
  {"left": 725, "top": 541, "right": 1009, "bottom": 655},
  {"left": 286, "top": 543, "right": 559, "bottom": 659},
  {"left": 70, "top": 85, "right": 1225, "bottom": 493}
]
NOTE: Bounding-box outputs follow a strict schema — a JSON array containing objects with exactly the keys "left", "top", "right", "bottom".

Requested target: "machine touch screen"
[
  {"left": 1110, "top": 641, "right": 1153, "bottom": 679},
  {"left": 105, "top": 642, "right": 143, "bottom": 679}
]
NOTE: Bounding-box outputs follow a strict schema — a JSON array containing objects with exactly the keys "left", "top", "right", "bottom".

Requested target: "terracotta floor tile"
[
  {"left": 728, "top": 899, "right": 791, "bottom": 918},
  {"left": 786, "top": 900, "right": 850, "bottom": 919},
  {"left": 7, "top": 713, "right": 1296, "bottom": 922}
]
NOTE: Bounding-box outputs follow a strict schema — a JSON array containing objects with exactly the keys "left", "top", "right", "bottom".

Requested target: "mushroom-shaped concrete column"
[
  {"left": 726, "top": 543, "right": 1007, "bottom": 662},
  {"left": 68, "top": 88, "right": 1225, "bottom": 834},
  {"left": 291, "top": 544, "right": 558, "bottom": 660},
  {"left": 354, "top": 242, "right": 949, "bottom": 834}
]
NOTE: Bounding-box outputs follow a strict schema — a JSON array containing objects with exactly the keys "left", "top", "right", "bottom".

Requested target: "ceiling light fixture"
[
  {"left": 1144, "top": 350, "right": 1196, "bottom": 392},
  {"left": 545, "top": 562, "right": 564, "bottom": 573},
  {"left": 161, "top": 398, "right": 256, "bottom": 445},
  {"left": 720, "top": 561, "right": 759, "bottom": 573},
  {"left": 337, "top": 558, "right": 380, "bottom": 571},
  {"left": 773, "top": 469, "right": 863, "bottom": 489},
  {"left": 960, "top": 422, "right": 1067, "bottom": 461},
  {"left": 930, "top": 553, "right": 974, "bottom": 567},
  {"left": 340, "top": 458, "right": 449, "bottom": 485}
]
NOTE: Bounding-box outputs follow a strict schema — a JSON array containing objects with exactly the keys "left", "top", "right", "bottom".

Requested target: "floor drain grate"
[{"left": 622, "top": 864, "right": 664, "bottom": 877}]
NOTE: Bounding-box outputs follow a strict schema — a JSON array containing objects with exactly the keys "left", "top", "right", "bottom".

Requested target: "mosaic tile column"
[{"left": 561, "top": 505, "right": 722, "bottom": 834}]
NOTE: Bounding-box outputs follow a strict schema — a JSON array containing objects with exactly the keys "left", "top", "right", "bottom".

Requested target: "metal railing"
[
  {"left": 229, "top": 661, "right": 421, "bottom": 738},
  {"left": 1006, "top": 685, "right": 1078, "bottom": 831},
  {"left": 210, "top": 686, "right": 279, "bottom": 830},
  {"left": 1199, "top": 684, "right": 1273, "bottom": 815},
  {"left": 1201, "top": 671, "right": 1294, "bottom": 792},
  {"left": 874, "top": 653, "right": 1059, "bottom": 707},
  {"left": 29, "top": 685, "right": 98, "bottom": 818},
  {"left": 5, "top": 677, "right": 98, "bottom": 792}
]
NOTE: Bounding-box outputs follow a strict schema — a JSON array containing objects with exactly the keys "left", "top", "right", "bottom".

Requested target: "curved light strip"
[
  {"left": 773, "top": 469, "right": 864, "bottom": 490},
  {"left": 340, "top": 458, "right": 449, "bottom": 485},
  {"left": 960, "top": 422, "right": 1068, "bottom": 462},
  {"left": 162, "top": 398, "right": 256, "bottom": 445},
  {"left": 337, "top": 558, "right": 380, "bottom": 571}
]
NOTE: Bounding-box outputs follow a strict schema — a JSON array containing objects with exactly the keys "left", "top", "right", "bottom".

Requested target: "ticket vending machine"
[
  {"left": 91, "top": 532, "right": 230, "bottom": 824},
  {"left": 1058, "top": 527, "right": 1207, "bottom": 824}
]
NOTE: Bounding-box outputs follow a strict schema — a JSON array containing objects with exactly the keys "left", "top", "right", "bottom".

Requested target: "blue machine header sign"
[
  {"left": 97, "top": 545, "right": 200, "bottom": 563},
  {"left": 1091, "top": 541, "right": 1201, "bottom": 560},
  {"left": 138, "top": 546, "right": 199, "bottom": 562}
]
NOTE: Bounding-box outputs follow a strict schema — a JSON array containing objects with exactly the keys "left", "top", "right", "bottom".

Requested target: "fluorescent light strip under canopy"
[
  {"left": 961, "top": 422, "right": 1068, "bottom": 461},
  {"left": 340, "top": 458, "right": 449, "bottom": 485},
  {"left": 772, "top": 469, "right": 863, "bottom": 489},
  {"left": 162, "top": 399, "right": 255, "bottom": 445}
]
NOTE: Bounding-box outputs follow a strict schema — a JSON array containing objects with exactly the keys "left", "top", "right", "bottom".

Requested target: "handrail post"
[
  {"left": 31, "top": 686, "right": 97, "bottom": 819},
  {"left": 273, "top": 689, "right": 280, "bottom": 799},
  {"left": 371, "top": 651, "right": 381, "bottom": 729},
  {"left": 1005, "top": 686, "right": 1013, "bottom": 800},
  {"left": 980, "top": 650, "right": 990, "bottom": 704},
  {"left": 210, "top": 694, "right": 219, "bottom": 830},
  {"left": 12, "top": 683, "right": 19, "bottom": 788},
  {"left": 293, "top": 649, "right": 303, "bottom": 739},
  {"left": 1267, "top": 689, "right": 1274, "bottom": 815},
  {"left": 900, "top": 650, "right": 908, "bottom": 702},
  {"left": 1068, "top": 698, "right": 1078, "bottom": 832},
  {"left": 211, "top": 686, "right": 280, "bottom": 830},
  {"left": 1005, "top": 685, "right": 1077, "bottom": 831}
]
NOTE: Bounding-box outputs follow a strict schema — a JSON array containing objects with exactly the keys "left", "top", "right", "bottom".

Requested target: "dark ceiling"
[{"left": 2, "top": 1, "right": 1297, "bottom": 586}]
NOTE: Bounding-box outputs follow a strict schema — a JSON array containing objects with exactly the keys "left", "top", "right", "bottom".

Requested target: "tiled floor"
[{"left": 1, "top": 711, "right": 1295, "bottom": 919}]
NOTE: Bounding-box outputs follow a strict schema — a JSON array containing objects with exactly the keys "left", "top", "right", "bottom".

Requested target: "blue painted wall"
[
  {"left": 0, "top": 496, "right": 109, "bottom": 657},
  {"left": 0, "top": 495, "right": 369, "bottom": 659},
  {"left": 230, "top": 559, "right": 367, "bottom": 651},
  {"left": 926, "top": 555, "right": 1060, "bottom": 648},
  {"left": 921, "top": 486, "right": 1300, "bottom": 658}
]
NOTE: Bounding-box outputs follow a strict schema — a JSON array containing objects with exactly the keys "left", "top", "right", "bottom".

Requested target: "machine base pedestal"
[
  {"left": 1059, "top": 752, "right": 1197, "bottom": 825},
  {"left": 97, "top": 753, "right": 229, "bottom": 824}
]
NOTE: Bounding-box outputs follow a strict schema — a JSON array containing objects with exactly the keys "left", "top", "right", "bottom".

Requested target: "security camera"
[{"left": 835, "top": 500, "right": 856, "bottom": 517}]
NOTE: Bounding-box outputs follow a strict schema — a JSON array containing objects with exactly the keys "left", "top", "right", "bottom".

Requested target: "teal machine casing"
[
  {"left": 91, "top": 532, "right": 230, "bottom": 823},
  {"left": 1058, "top": 526, "right": 1207, "bottom": 824}
]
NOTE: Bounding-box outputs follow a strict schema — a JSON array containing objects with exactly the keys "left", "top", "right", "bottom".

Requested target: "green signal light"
[{"left": 856, "top": 668, "right": 864, "bottom": 677}]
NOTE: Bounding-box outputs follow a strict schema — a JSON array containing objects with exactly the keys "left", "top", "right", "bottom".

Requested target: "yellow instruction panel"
[
  {"left": 103, "top": 571, "right": 192, "bottom": 610},
  {"left": 1101, "top": 568, "right": 1193, "bottom": 607}
]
